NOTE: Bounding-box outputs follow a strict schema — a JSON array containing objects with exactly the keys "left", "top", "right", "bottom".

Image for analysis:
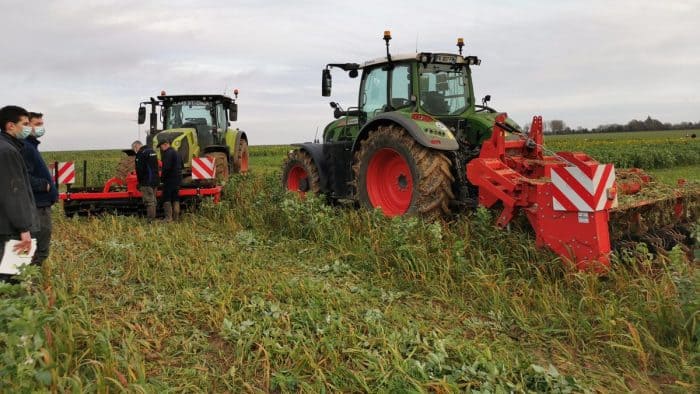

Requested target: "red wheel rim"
[
  {"left": 286, "top": 164, "right": 307, "bottom": 194},
  {"left": 366, "top": 148, "right": 413, "bottom": 216},
  {"left": 240, "top": 149, "right": 249, "bottom": 172}
]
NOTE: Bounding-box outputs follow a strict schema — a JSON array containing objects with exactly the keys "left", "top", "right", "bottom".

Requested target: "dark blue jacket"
[
  {"left": 160, "top": 147, "right": 182, "bottom": 186},
  {"left": 135, "top": 146, "right": 159, "bottom": 187},
  {"left": 21, "top": 136, "right": 58, "bottom": 208}
]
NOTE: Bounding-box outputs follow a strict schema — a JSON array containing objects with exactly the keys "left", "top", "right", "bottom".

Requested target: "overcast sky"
[{"left": 1, "top": 0, "right": 698, "bottom": 150}]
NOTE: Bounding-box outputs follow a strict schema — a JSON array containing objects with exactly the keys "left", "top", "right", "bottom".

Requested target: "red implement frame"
[
  {"left": 467, "top": 115, "right": 620, "bottom": 271},
  {"left": 60, "top": 173, "right": 222, "bottom": 203}
]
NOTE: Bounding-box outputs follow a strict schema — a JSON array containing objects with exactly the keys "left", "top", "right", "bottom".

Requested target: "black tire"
[
  {"left": 281, "top": 149, "right": 321, "bottom": 195},
  {"left": 206, "top": 152, "right": 229, "bottom": 184},
  {"left": 233, "top": 138, "right": 249, "bottom": 174},
  {"left": 353, "top": 124, "right": 454, "bottom": 218},
  {"left": 115, "top": 156, "right": 135, "bottom": 180}
]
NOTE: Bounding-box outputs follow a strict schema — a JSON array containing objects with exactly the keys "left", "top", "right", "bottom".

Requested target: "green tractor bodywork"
[
  {"left": 282, "top": 39, "right": 522, "bottom": 216},
  {"left": 135, "top": 93, "right": 249, "bottom": 183}
]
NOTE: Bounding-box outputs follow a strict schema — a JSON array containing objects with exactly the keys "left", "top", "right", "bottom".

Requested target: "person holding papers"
[{"left": 0, "top": 105, "right": 39, "bottom": 282}]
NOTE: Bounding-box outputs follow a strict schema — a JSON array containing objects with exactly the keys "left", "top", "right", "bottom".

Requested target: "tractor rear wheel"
[
  {"left": 115, "top": 156, "right": 135, "bottom": 180},
  {"left": 353, "top": 125, "right": 454, "bottom": 218},
  {"left": 206, "top": 152, "right": 229, "bottom": 183},
  {"left": 281, "top": 149, "right": 320, "bottom": 196},
  {"left": 233, "top": 138, "right": 249, "bottom": 174}
]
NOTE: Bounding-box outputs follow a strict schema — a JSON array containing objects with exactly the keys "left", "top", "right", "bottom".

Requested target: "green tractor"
[
  {"left": 121, "top": 91, "right": 249, "bottom": 183},
  {"left": 281, "top": 31, "right": 699, "bottom": 271},
  {"left": 282, "top": 31, "right": 520, "bottom": 217}
]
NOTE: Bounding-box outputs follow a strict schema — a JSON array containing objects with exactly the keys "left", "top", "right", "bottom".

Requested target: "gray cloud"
[{"left": 1, "top": 0, "right": 698, "bottom": 150}]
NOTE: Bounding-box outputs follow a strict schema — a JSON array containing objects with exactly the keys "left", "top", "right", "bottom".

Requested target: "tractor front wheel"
[
  {"left": 233, "top": 138, "right": 249, "bottom": 174},
  {"left": 353, "top": 125, "right": 454, "bottom": 218},
  {"left": 281, "top": 149, "right": 320, "bottom": 196},
  {"left": 206, "top": 152, "right": 230, "bottom": 184}
]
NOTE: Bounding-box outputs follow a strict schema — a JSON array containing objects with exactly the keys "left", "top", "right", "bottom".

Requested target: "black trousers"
[{"left": 161, "top": 182, "right": 180, "bottom": 202}]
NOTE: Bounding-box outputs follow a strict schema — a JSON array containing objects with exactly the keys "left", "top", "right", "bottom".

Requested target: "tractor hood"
[
  {"left": 153, "top": 128, "right": 195, "bottom": 165},
  {"left": 463, "top": 111, "right": 522, "bottom": 145}
]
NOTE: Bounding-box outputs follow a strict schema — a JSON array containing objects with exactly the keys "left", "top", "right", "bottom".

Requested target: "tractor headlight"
[{"left": 434, "top": 121, "right": 455, "bottom": 140}]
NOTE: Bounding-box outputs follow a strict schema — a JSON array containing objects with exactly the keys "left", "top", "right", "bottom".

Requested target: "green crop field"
[{"left": 2, "top": 131, "right": 698, "bottom": 392}]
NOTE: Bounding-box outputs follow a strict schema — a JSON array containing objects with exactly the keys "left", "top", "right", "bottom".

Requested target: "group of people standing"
[
  {"left": 0, "top": 105, "right": 57, "bottom": 282},
  {"left": 131, "top": 138, "right": 183, "bottom": 222}
]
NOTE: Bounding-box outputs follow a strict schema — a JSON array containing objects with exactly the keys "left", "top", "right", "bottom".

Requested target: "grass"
[
  {"left": 546, "top": 132, "right": 700, "bottom": 170},
  {"left": 547, "top": 130, "right": 698, "bottom": 140},
  {"left": 648, "top": 166, "right": 700, "bottom": 185},
  {"left": 1, "top": 132, "right": 698, "bottom": 392}
]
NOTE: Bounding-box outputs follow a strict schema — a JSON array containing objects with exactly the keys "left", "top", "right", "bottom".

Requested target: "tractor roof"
[
  {"left": 361, "top": 52, "right": 478, "bottom": 68},
  {"left": 157, "top": 94, "right": 234, "bottom": 104}
]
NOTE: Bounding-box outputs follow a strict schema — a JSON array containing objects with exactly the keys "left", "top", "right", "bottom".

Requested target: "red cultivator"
[
  {"left": 467, "top": 115, "right": 698, "bottom": 271},
  {"left": 59, "top": 166, "right": 222, "bottom": 217}
]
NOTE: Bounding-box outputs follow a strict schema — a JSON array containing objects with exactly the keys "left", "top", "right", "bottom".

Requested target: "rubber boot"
[
  {"left": 163, "top": 202, "right": 173, "bottom": 222},
  {"left": 146, "top": 205, "right": 156, "bottom": 220},
  {"left": 173, "top": 201, "right": 181, "bottom": 221}
]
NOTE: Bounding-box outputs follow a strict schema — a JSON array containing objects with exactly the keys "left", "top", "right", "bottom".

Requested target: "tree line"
[{"left": 523, "top": 116, "right": 700, "bottom": 135}]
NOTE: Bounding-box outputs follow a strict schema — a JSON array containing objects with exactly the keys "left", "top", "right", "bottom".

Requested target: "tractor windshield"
[
  {"left": 418, "top": 64, "right": 470, "bottom": 116},
  {"left": 164, "top": 101, "right": 213, "bottom": 129}
]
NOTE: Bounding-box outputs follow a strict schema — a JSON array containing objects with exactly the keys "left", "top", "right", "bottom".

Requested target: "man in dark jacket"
[
  {"left": 22, "top": 112, "right": 58, "bottom": 266},
  {"left": 132, "top": 140, "right": 159, "bottom": 220},
  {"left": 158, "top": 139, "right": 182, "bottom": 221},
  {"left": 0, "top": 106, "right": 39, "bottom": 281}
]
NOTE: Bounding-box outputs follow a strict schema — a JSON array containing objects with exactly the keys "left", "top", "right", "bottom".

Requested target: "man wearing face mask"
[
  {"left": 21, "top": 112, "right": 58, "bottom": 266},
  {"left": 0, "top": 106, "right": 39, "bottom": 281}
]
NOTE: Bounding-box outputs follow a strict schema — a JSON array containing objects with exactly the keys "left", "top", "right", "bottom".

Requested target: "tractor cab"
[
  {"left": 160, "top": 95, "right": 237, "bottom": 152},
  {"left": 320, "top": 32, "right": 519, "bottom": 149}
]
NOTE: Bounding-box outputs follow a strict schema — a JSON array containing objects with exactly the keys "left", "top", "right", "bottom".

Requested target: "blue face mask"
[
  {"left": 18, "top": 126, "right": 33, "bottom": 139},
  {"left": 34, "top": 127, "right": 45, "bottom": 138}
]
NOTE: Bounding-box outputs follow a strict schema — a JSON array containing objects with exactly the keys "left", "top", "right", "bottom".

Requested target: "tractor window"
[
  {"left": 360, "top": 67, "right": 388, "bottom": 120},
  {"left": 165, "top": 101, "right": 213, "bottom": 129},
  {"left": 418, "top": 64, "right": 469, "bottom": 116},
  {"left": 215, "top": 103, "right": 227, "bottom": 131},
  {"left": 390, "top": 64, "right": 411, "bottom": 109}
]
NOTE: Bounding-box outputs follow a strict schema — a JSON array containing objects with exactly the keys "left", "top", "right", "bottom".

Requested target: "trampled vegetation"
[{"left": 2, "top": 131, "right": 699, "bottom": 392}]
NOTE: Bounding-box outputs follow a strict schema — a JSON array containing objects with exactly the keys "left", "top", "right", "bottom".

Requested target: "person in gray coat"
[{"left": 0, "top": 105, "right": 39, "bottom": 281}]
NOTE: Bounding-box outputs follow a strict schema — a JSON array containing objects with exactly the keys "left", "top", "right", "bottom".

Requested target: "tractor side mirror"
[
  {"left": 229, "top": 102, "right": 238, "bottom": 122},
  {"left": 482, "top": 94, "right": 491, "bottom": 106},
  {"left": 322, "top": 69, "right": 332, "bottom": 97},
  {"left": 137, "top": 107, "right": 146, "bottom": 124}
]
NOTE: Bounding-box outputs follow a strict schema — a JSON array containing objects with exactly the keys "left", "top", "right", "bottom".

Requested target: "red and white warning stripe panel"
[
  {"left": 191, "top": 156, "right": 216, "bottom": 180},
  {"left": 551, "top": 164, "right": 617, "bottom": 212},
  {"left": 56, "top": 162, "right": 75, "bottom": 184}
]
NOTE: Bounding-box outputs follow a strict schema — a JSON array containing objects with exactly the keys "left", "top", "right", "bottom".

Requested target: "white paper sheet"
[{"left": 0, "top": 239, "right": 37, "bottom": 275}]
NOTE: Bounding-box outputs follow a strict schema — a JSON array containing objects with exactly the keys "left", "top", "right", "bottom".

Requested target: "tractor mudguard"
[
  {"left": 225, "top": 129, "right": 247, "bottom": 155},
  {"left": 235, "top": 130, "right": 247, "bottom": 147},
  {"left": 295, "top": 142, "right": 329, "bottom": 192},
  {"left": 353, "top": 112, "right": 459, "bottom": 153}
]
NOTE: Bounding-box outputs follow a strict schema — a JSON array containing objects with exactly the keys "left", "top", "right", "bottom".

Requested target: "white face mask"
[
  {"left": 34, "top": 126, "right": 46, "bottom": 137},
  {"left": 18, "top": 126, "right": 33, "bottom": 139}
]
